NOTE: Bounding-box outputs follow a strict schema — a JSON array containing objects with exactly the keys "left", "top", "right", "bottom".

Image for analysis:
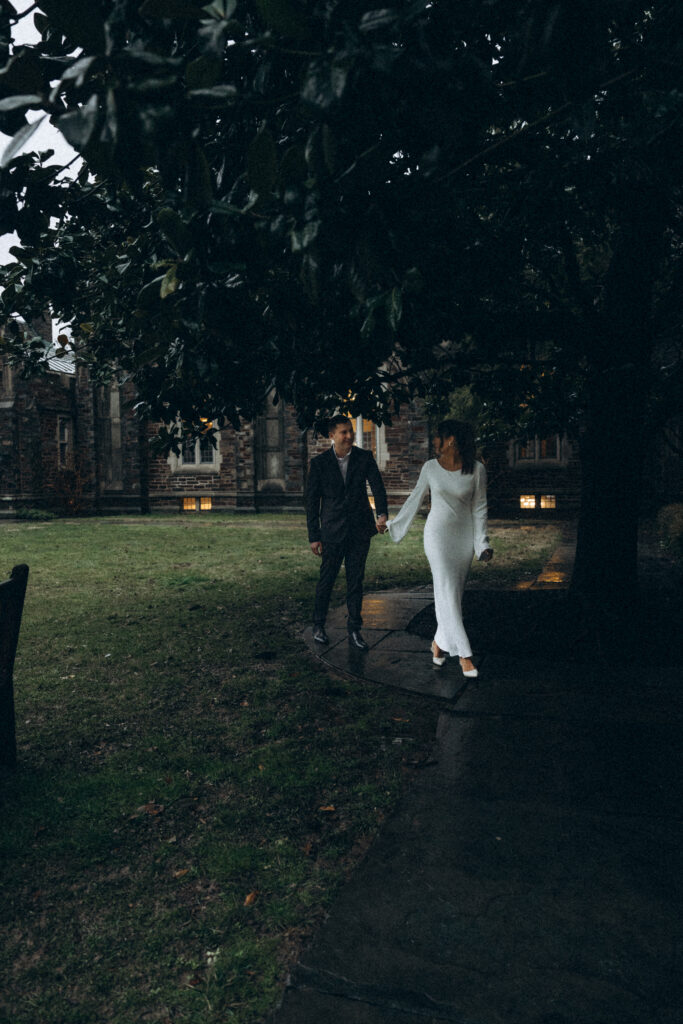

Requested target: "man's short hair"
[{"left": 328, "top": 414, "right": 352, "bottom": 434}]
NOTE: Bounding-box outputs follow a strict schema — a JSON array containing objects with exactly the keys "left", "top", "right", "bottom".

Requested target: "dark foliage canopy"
[{"left": 0, "top": 0, "right": 681, "bottom": 456}]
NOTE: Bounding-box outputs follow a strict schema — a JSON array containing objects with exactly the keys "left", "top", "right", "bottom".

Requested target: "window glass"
[
  {"left": 182, "top": 438, "right": 196, "bottom": 464},
  {"left": 539, "top": 436, "right": 559, "bottom": 459},
  {"left": 517, "top": 439, "right": 535, "bottom": 460},
  {"left": 199, "top": 435, "right": 214, "bottom": 464}
]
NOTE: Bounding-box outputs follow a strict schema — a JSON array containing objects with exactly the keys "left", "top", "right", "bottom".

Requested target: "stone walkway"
[
  {"left": 300, "top": 524, "right": 577, "bottom": 701},
  {"left": 273, "top": 525, "right": 682, "bottom": 1024}
]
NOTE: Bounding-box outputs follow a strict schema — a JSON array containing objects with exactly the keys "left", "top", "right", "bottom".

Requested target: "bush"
[
  {"left": 656, "top": 504, "right": 683, "bottom": 563},
  {"left": 12, "top": 507, "right": 58, "bottom": 521}
]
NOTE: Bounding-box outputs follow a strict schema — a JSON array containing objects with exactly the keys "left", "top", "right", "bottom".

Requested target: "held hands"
[
  {"left": 310, "top": 541, "right": 323, "bottom": 557},
  {"left": 479, "top": 548, "right": 493, "bottom": 562},
  {"left": 376, "top": 514, "right": 388, "bottom": 535}
]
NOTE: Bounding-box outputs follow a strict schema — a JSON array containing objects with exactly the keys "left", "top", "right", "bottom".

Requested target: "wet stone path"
[
  {"left": 273, "top": 524, "right": 682, "bottom": 1024},
  {"left": 301, "top": 524, "right": 577, "bottom": 700}
]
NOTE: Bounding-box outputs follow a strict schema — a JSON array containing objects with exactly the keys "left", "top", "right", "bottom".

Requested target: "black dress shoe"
[
  {"left": 313, "top": 627, "right": 329, "bottom": 644},
  {"left": 348, "top": 630, "right": 369, "bottom": 650}
]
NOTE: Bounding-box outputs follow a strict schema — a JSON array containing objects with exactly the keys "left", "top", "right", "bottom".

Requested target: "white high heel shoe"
[
  {"left": 431, "top": 641, "right": 446, "bottom": 666},
  {"left": 459, "top": 658, "right": 478, "bottom": 678}
]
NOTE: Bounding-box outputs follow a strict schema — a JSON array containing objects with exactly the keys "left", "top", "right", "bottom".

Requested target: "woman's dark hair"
[{"left": 437, "top": 419, "right": 476, "bottom": 474}]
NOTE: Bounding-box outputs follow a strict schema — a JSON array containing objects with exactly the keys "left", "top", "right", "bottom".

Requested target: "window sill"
[{"left": 168, "top": 463, "right": 221, "bottom": 475}]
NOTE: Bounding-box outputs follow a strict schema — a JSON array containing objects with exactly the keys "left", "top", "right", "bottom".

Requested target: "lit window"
[
  {"left": 540, "top": 494, "right": 556, "bottom": 509},
  {"left": 183, "top": 497, "right": 196, "bottom": 512},
  {"left": 200, "top": 496, "right": 212, "bottom": 511},
  {"left": 520, "top": 495, "right": 536, "bottom": 509},
  {"left": 517, "top": 439, "right": 535, "bottom": 460}
]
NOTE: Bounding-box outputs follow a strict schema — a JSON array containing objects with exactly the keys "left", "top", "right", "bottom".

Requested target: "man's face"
[{"left": 330, "top": 421, "right": 354, "bottom": 455}]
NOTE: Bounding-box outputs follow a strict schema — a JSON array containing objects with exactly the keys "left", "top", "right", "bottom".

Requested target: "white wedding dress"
[{"left": 387, "top": 460, "right": 490, "bottom": 658}]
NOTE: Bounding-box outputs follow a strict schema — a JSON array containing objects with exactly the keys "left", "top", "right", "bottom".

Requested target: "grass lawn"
[{"left": 0, "top": 515, "right": 560, "bottom": 1023}]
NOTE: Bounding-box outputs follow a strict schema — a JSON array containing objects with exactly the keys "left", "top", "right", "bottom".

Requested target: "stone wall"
[
  {"left": 483, "top": 436, "right": 582, "bottom": 519},
  {"left": 4, "top": 351, "right": 678, "bottom": 520}
]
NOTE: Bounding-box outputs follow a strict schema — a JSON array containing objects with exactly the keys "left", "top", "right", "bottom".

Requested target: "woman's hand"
[{"left": 479, "top": 548, "right": 493, "bottom": 562}]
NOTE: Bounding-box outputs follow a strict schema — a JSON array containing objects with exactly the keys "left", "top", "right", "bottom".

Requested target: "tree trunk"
[
  {"left": 570, "top": 185, "right": 666, "bottom": 612},
  {"left": 571, "top": 375, "right": 644, "bottom": 607}
]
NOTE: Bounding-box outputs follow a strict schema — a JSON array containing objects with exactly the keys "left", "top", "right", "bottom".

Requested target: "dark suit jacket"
[{"left": 306, "top": 446, "right": 388, "bottom": 545}]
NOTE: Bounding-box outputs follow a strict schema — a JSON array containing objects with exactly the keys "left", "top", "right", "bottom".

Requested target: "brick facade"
[{"left": 1, "top": 335, "right": 680, "bottom": 519}]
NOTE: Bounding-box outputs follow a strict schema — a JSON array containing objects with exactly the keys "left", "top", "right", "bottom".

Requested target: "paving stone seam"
[{"left": 288, "top": 964, "right": 484, "bottom": 1023}]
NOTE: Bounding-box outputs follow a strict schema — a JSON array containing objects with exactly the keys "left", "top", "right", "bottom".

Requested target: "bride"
[{"left": 387, "top": 419, "right": 493, "bottom": 677}]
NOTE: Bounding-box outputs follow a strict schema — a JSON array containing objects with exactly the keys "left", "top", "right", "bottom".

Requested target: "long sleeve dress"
[{"left": 387, "top": 459, "right": 490, "bottom": 659}]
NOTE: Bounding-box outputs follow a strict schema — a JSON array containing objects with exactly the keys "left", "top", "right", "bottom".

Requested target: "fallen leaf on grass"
[
  {"left": 173, "top": 868, "right": 189, "bottom": 879},
  {"left": 130, "top": 802, "right": 165, "bottom": 819},
  {"left": 243, "top": 891, "right": 258, "bottom": 906},
  {"left": 317, "top": 805, "right": 336, "bottom": 813},
  {"left": 392, "top": 716, "right": 410, "bottom": 722}
]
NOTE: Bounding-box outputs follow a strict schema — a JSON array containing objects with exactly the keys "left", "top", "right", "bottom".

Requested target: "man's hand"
[
  {"left": 376, "top": 514, "right": 388, "bottom": 535},
  {"left": 479, "top": 548, "right": 493, "bottom": 562},
  {"left": 310, "top": 541, "right": 323, "bottom": 556}
]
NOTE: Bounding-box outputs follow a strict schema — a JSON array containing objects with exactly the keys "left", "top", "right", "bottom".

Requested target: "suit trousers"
[{"left": 313, "top": 533, "right": 372, "bottom": 632}]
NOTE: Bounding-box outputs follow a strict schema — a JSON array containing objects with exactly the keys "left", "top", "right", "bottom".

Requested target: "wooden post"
[{"left": 0, "top": 564, "right": 29, "bottom": 768}]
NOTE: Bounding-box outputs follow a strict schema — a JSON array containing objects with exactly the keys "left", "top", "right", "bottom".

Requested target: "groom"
[{"left": 306, "top": 415, "right": 388, "bottom": 650}]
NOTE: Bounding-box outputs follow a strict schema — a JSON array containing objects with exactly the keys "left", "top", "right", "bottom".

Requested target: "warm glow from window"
[
  {"left": 540, "top": 494, "right": 556, "bottom": 509},
  {"left": 200, "top": 496, "right": 212, "bottom": 510},
  {"left": 183, "top": 497, "right": 196, "bottom": 511},
  {"left": 520, "top": 495, "right": 536, "bottom": 509}
]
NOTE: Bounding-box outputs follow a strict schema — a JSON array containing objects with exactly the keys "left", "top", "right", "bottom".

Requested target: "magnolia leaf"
[
  {"left": 360, "top": 9, "right": 399, "bottom": 33},
  {"left": 155, "top": 207, "right": 191, "bottom": 254},
  {"left": 56, "top": 93, "right": 100, "bottom": 151},
  {"left": 37, "top": 0, "right": 106, "bottom": 51},
  {"left": 185, "top": 54, "right": 223, "bottom": 89},
  {"left": 247, "top": 127, "right": 278, "bottom": 195},
  {"left": 360, "top": 309, "right": 375, "bottom": 340},
  {"left": 137, "top": 275, "right": 166, "bottom": 310},
  {"left": 0, "top": 95, "right": 44, "bottom": 112},
  {"left": 279, "top": 144, "right": 307, "bottom": 185},
  {"left": 254, "top": 0, "right": 310, "bottom": 39},
  {"left": 0, "top": 116, "right": 46, "bottom": 169},
  {"left": 160, "top": 264, "right": 179, "bottom": 298},
  {"left": 186, "top": 84, "right": 237, "bottom": 105},
  {"left": 202, "top": 0, "right": 237, "bottom": 17},
  {"left": 387, "top": 286, "right": 403, "bottom": 331},
  {"left": 59, "top": 56, "right": 98, "bottom": 88},
  {"left": 187, "top": 143, "right": 213, "bottom": 207},
  {"left": 0, "top": 51, "right": 44, "bottom": 93}
]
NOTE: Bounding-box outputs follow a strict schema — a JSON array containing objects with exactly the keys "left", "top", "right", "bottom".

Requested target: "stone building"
[{"left": 1, "top": 330, "right": 679, "bottom": 519}]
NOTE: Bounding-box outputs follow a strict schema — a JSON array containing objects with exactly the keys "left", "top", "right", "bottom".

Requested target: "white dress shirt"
[{"left": 333, "top": 445, "right": 352, "bottom": 483}]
